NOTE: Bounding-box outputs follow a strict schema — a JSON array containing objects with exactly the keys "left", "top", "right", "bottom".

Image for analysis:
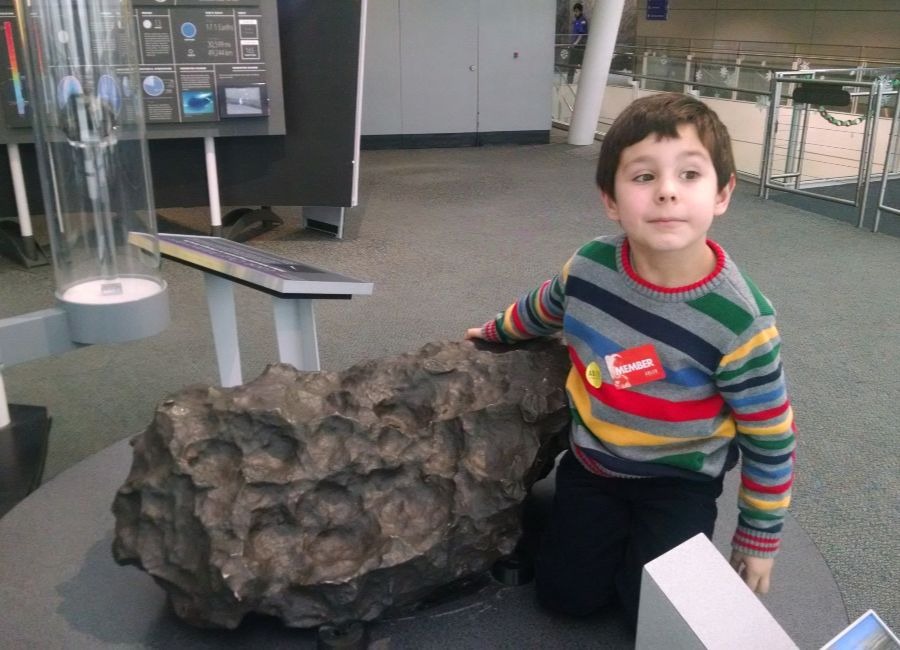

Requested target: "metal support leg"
[
  {"left": 785, "top": 103, "right": 804, "bottom": 177},
  {"left": 204, "top": 137, "right": 223, "bottom": 237},
  {"left": 0, "top": 370, "right": 10, "bottom": 428},
  {"left": 874, "top": 92, "right": 900, "bottom": 233},
  {"left": 203, "top": 273, "right": 242, "bottom": 387},
  {"left": 857, "top": 83, "right": 884, "bottom": 229},
  {"left": 303, "top": 206, "right": 345, "bottom": 239},
  {"left": 2, "top": 144, "right": 48, "bottom": 267},
  {"left": 272, "top": 297, "right": 320, "bottom": 371},
  {"left": 759, "top": 79, "right": 782, "bottom": 199}
]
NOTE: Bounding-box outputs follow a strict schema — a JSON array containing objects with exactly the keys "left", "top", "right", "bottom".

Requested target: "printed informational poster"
[
  {"left": 135, "top": 2, "right": 270, "bottom": 124},
  {"left": 0, "top": 0, "right": 274, "bottom": 128}
]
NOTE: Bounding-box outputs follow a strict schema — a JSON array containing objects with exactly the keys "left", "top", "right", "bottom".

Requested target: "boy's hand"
[
  {"left": 465, "top": 327, "right": 485, "bottom": 340},
  {"left": 729, "top": 551, "right": 774, "bottom": 594}
]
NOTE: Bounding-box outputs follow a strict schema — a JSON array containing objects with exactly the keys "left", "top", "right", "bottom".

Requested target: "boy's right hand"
[{"left": 465, "top": 327, "right": 485, "bottom": 340}]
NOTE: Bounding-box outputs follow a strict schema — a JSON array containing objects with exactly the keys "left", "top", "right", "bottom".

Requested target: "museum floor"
[{"left": 0, "top": 133, "right": 897, "bottom": 645}]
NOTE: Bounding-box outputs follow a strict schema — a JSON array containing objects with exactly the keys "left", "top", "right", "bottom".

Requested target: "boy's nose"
[
  {"left": 656, "top": 187, "right": 677, "bottom": 203},
  {"left": 655, "top": 176, "right": 678, "bottom": 203}
]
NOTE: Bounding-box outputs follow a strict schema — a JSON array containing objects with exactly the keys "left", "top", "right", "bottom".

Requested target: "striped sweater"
[{"left": 481, "top": 234, "right": 796, "bottom": 558}]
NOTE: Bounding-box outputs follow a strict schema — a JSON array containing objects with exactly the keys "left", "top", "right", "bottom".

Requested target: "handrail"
[
  {"left": 625, "top": 39, "right": 900, "bottom": 67},
  {"left": 554, "top": 38, "right": 900, "bottom": 69},
  {"left": 777, "top": 67, "right": 900, "bottom": 77}
]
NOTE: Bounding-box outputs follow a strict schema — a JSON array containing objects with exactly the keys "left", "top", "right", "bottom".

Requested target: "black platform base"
[
  {"left": 0, "top": 219, "right": 50, "bottom": 268},
  {"left": 0, "top": 438, "right": 847, "bottom": 646},
  {"left": 0, "top": 404, "right": 50, "bottom": 519},
  {"left": 221, "top": 206, "right": 284, "bottom": 242},
  {"left": 317, "top": 621, "right": 367, "bottom": 649}
]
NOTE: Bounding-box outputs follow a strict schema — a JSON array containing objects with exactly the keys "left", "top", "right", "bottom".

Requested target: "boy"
[{"left": 466, "top": 93, "right": 796, "bottom": 628}]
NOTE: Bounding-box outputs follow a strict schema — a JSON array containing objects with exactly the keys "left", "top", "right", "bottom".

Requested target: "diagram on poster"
[{"left": 0, "top": 8, "right": 28, "bottom": 128}]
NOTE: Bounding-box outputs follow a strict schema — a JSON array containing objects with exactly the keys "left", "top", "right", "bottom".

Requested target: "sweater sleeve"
[
  {"left": 716, "top": 314, "right": 796, "bottom": 558},
  {"left": 481, "top": 258, "right": 570, "bottom": 343}
]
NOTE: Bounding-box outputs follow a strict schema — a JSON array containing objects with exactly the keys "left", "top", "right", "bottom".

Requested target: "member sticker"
[
  {"left": 585, "top": 361, "right": 603, "bottom": 388},
  {"left": 604, "top": 344, "right": 666, "bottom": 389}
]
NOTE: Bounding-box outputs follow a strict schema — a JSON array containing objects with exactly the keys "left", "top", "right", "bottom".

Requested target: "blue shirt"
[{"left": 571, "top": 16, "right": 588, "bottom": 45}]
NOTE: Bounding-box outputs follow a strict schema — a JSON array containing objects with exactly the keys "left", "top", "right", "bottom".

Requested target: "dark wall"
[{"left": 0, "top": 0, "right": 362, "bottom": 217}]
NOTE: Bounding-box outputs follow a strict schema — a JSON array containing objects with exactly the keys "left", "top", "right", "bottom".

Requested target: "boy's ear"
[
  {"left": 601, "top": 190, "right": 620, "bottom": 222},
  {"left": 714, "top": 174, "right": 737, "bottom": 217}
]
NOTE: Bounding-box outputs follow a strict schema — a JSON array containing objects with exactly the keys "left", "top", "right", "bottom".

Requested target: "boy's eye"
[
  {"left": 633, "top": 173, "right": 655, "bottom": 182},
  {"left": 681, "top": 170, "right": 701, "bottom": 180}
]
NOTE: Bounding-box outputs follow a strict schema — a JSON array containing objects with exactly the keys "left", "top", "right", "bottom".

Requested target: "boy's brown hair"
[{"left": 596, "top": 93, "right": 735, "bottom": 199}]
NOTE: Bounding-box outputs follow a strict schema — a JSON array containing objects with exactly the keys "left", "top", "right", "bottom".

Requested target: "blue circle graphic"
[
  {"left": 142, "top": 75, "right": 165, "bottom": 97},
  {"left": 180, "top": 22, "right": 197, "bottom": 39}
]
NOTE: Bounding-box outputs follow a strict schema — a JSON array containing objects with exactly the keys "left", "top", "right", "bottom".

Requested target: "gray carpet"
[
  {"left": 768, "top": 177, "right": 900, "bottom": 238},
  {"left": 1, "top": 134, "right": 898, "bottom": 640}
]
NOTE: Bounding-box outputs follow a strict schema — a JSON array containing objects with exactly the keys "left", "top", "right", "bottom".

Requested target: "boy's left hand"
[
  {"left": 729, "top": 551, "right": 774, "bottom": 594},
  {"left": 465, "top": 327, "right": 485, "bottom": 340}
]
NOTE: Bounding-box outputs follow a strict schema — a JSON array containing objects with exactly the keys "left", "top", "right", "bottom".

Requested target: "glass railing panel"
[
  {"left": 693, "top": 53, "right": 742, "bottom": 99},
  {"left": 643, "top": 52, "right": 687, "bottom": 93},
  {"left": 734, "top": 55, "right": 795, "bottom": 103}
]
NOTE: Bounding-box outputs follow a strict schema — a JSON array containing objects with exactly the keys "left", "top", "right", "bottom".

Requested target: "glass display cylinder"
[{"left": 15, "top": 0, "right": 168, "bottom": 343}]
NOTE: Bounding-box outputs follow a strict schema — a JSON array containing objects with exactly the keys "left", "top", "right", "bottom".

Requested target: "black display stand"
[
  {"left": 0, "top": 217, "right": 48, "bottom": 267},
  {"left": 0, "top": 404, "right": 50, "bottom": 518},
  {"left": 219, "top": 205, "right": 283, "bottom": 241}
]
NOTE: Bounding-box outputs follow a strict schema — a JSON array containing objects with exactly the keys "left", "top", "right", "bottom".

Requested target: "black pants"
[
  {"left": 534, "top": 451, "right": 723, "bottom": 629},
  {"left": 566, "top": 46, "right": 585, "bottom": 84}
]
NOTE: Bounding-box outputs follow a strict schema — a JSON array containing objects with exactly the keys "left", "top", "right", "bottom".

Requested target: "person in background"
[{"left": 567, "top": 3, "right": 589, "bottom": 84}]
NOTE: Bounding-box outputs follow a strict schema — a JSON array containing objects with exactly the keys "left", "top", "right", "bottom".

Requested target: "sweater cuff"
[
  {"left": 482, "top": 319, "right": 502, "bottom": 342},
  {"left": 732, "top": 526, "right": 781, "bottom": 558}
]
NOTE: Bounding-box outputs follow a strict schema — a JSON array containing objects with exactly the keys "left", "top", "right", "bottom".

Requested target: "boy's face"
[{"left": 601, "top": 123, "right": 734, "bottom": 259}]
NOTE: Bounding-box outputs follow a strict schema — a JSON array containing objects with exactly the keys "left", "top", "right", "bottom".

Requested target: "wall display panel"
[
  {"left": 0, "top": 0, "right": 285, "bottom": 141},
  {"left": 0, "top": 0, "right": 361, "bottom": 214},
  {"left": 134, "top": 0, "right": 283, "bottom": 133},
  {"left": 147, "top": 0, "right": 363, "bottom": 208}
]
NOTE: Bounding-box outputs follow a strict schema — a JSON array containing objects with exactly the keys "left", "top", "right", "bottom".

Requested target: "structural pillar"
[
  {"left": 0, "top": 371, "right": 10, "bottom": 428},
  {"left": 568, "top": 0, "right": 627, "bottom": 145}
]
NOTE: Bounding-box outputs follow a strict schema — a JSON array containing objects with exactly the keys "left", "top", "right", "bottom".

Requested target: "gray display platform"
[{"left": 0, "top": 437, "right": 848, "bottom": 648}]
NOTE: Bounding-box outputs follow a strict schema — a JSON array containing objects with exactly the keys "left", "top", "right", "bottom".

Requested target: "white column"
[
  {"left": 0, "top": 369, "right": 11, "bottom": 428},
  {"left": 7, "top": 144, "right": 32, "bottom": 238},
  {"left": 567, "top": 0, "right": 627, "bottom": 145},
  {"left": 204, "top": 137, "right": 223, "bottom": 230}
]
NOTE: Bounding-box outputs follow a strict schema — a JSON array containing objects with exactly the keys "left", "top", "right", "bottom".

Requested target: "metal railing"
[
  {"left": 555, "top": 39, "right": 900, "bottom": 114},
  {"left": 758, "top": 67, "right": 900, "bottom": 230},
  {"left": 551, "top": 44, "right": 900, "bottom": 232}
]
